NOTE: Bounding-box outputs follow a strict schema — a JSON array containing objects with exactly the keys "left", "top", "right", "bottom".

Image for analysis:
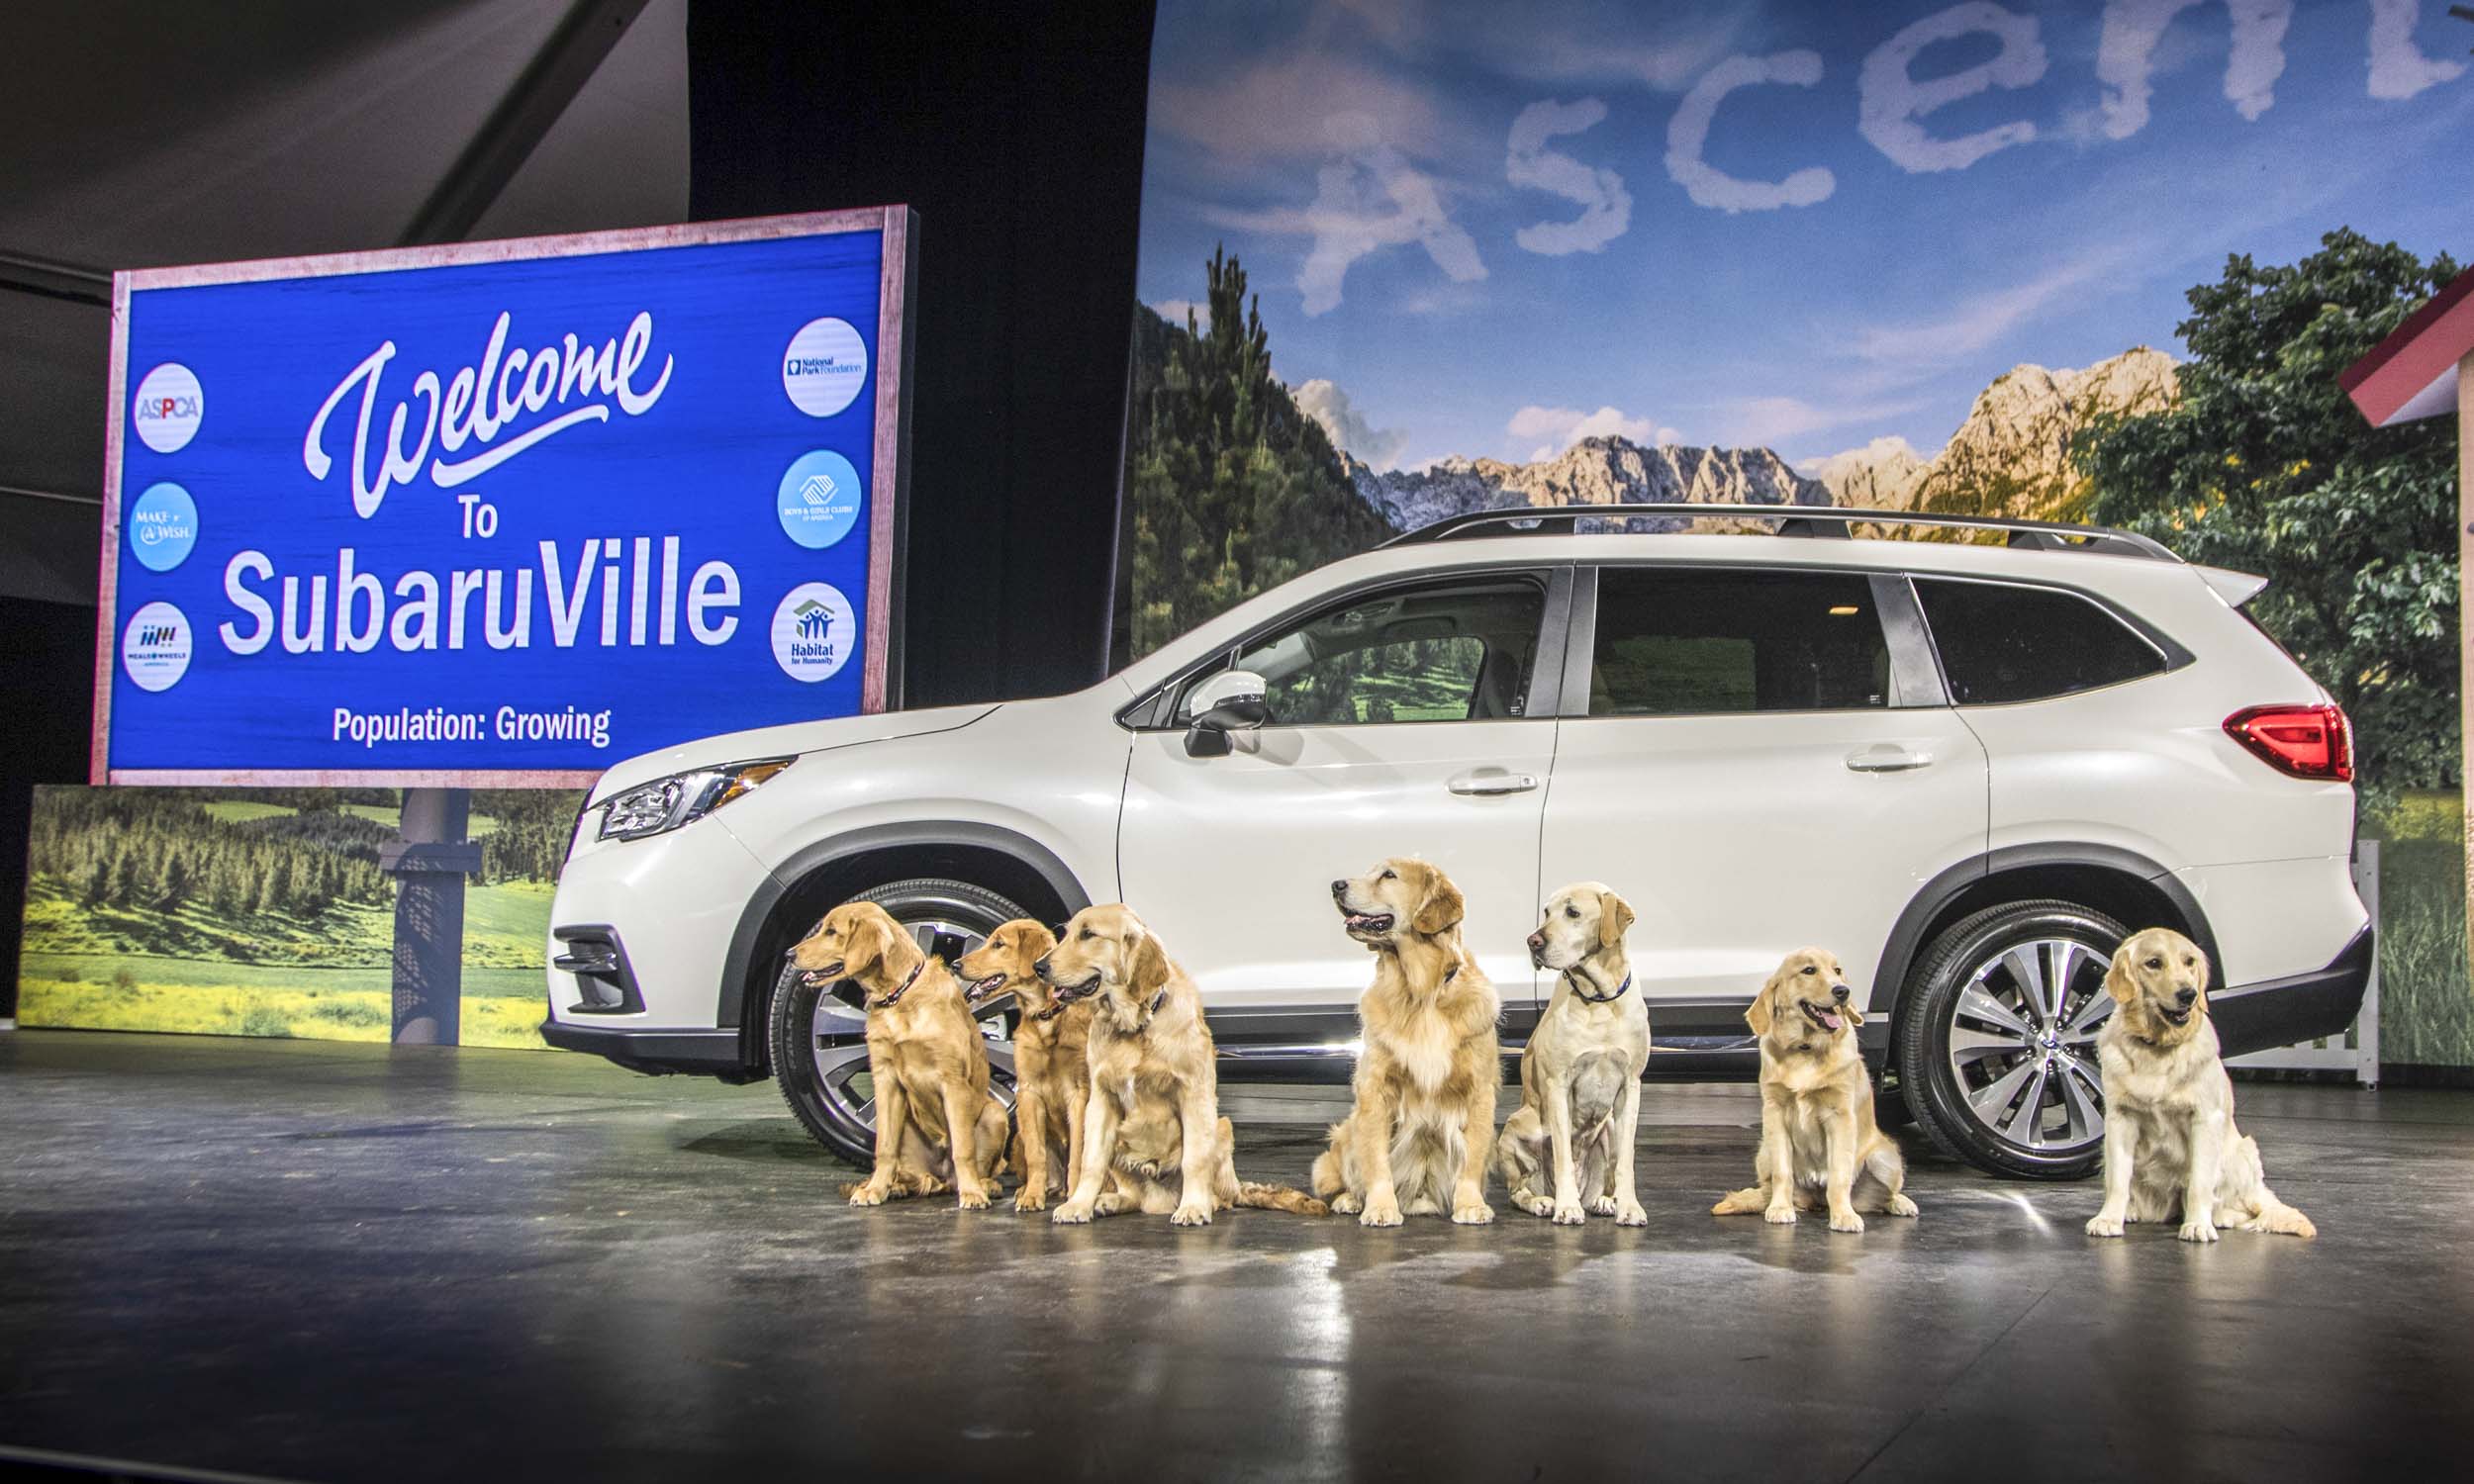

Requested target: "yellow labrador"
[
  {"left": 1311, "top": 859, "right": 1500, "bottom": 1227},
  {"left": 1712, "top": 948, "right": 1917, "bottom": 1233},
  {"left": 792, "top": 900, "right": 1010, "bottom": 1210},
  {"left": 1044, "top": 904, "right": 1325, "bottom": 1225},
  {"left": 2084, "top": 927, "right": 2315, "bottom": 1243},
  {"left": 1494, "top": 881, "right": 1649, "bottom": 1226}
]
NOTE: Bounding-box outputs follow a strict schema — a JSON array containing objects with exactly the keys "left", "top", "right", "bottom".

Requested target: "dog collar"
[
  {"left": 866, "top": 958, "right": 927, "bottom": 1011},
  {"left": 1024, "top": 999, "right": 1067, "bottom": 1023},
  {"left": 1568, "top": 968, "right": 1631, "bottom": 1003},
  {"left": 1151, "top": 988, "right": 1168, "bottom": 1015}
]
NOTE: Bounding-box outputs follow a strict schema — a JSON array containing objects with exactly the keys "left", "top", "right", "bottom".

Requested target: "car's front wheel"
[
  {"left": 767, "top": 877, "right": 1028, "bottom": 1165},
  {"left": 1894, "top": 899, "right": 2125, "bottom": 1180}
]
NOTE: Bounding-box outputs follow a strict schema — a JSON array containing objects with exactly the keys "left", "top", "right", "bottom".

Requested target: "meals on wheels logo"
[
  {"left": 769, "top": 582, "right": 856, "bottom": 683},
  {"left": 781, "top": 317, "right": 867, "bottom": 417},
  {"left": 775, "top": 449, "right": 864, "bottom": 548},
  {"left": 131, "top": 363, "right": 203, "bottom": 454},
  {"left": 121, "top": 601, "right": 194, "bottom": 693}
]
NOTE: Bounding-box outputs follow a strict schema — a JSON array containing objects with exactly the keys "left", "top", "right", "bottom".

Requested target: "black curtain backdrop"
[
  {"left": 688, "top": 0, "right": 1155, "bottom": 707},
  {"left": 1, "top": 598, "right": 96, "bottom": 1019}
]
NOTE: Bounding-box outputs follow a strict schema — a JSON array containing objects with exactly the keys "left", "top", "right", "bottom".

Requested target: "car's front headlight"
[{"left": 597, "top": 758, "right": 795, "bottom": 842}]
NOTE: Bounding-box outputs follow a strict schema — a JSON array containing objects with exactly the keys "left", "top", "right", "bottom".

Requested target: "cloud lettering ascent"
[
  {"left": 1298, "top": 115, "right": 1486, "bottom": 316},
  {"left": 1507, "top": 98, "right": 1633, "bottom": 253}
]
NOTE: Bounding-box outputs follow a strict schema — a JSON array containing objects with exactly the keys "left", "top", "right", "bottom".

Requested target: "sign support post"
[{"left": 382, "top": 788, "right": 480, "bottom": 1045}]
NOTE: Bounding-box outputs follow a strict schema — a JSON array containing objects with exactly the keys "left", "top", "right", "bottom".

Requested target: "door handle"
[
  {"left": 1845, "top": 746, "right": 1933, "bottom": 773},
  {"left": 1448, "top": 769, "right": 1540, "bottom": 795}
]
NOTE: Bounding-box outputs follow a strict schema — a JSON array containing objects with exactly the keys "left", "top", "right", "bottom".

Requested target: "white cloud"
[
  {"left": 1718, "top": 395, "right": 1933, "bottom": 447},
  {"left": 1211, "top": 119, "right": 1486, "bottom": 317},
  {"left": 2368, "top": 0, "right": 2466, "bottom": 100},
  {"left": 1151, "top": 51, "right": 1459, "bottom": 165},
  {"left": 1295, "top": 378, "right": 1410, "bottom": 470},
  {"left": 2095, "top": 0, "right": 2293, "bottom": 139},
  {"left": 1858, "top": 2, "right": 2048, "bottom": 173},
  {"left": 1850, "top": 252, "right": 2125, "bottom": 366},
  {"left": 1665, "top": 51, "right": 1835, "bottom": 213},
  {"left": 1800, "top": 435, "right": 1935, "bottom": 478},
  {"left": 1507, "top": 404, "right": 1676, "bottom": 453},
  {"left": 1149, "top": 299, "right": 1210, "bottom": 330},
  {"left": 1506, "top": 97, "right": 1632, "bottom": 255}
]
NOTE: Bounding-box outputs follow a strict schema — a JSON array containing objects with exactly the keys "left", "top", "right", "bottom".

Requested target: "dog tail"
[
  {"left": 1711, "top": 1185, "right": 1766, "bottom": 1216},
  {"left": 2257, "top": 1193, "right": 2316, "bottom": 1239},
  {"left": 1236, "top": 1180, "right": 1330, "bottom": 1217}
]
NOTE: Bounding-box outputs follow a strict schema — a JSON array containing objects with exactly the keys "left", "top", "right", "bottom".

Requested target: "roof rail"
[{"left": 1375, "top": 503, "right": 2180, "bottom": 563}]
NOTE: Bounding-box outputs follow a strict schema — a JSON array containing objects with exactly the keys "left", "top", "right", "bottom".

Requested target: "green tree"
[
  {"left": 156, "top": 850, "right": 189, "bottom": 909},
  {"left": 2077, "top": 230, "right": 2462, "bottom": 796},
  {"left": 1124, "top": 247, "right": 1394, "bottom": 656},
  {"left": 83, "top": 856, "right": 109, "bottom": 907}
]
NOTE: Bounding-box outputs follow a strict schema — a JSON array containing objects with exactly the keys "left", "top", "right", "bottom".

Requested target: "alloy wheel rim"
[
  {"left": 809, "top": 914, "right": 1015, "bottom": 1134},
  {"left": 1945, "top": 935, "right": 2112, "bottom": 1156}
]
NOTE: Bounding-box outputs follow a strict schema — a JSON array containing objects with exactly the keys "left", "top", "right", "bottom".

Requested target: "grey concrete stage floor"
[{"left": 3, "top": 1030, "right": 2472, "bottom": 1484}]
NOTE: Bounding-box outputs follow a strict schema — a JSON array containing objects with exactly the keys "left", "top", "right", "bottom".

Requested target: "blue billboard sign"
[{"left": 94, "top": 209, "right": 914, "bottom": 786}]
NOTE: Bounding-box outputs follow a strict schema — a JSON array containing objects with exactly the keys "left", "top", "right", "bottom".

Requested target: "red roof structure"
[{"left": 2341, "top": 262, "right": 2474, "bottom": 427}]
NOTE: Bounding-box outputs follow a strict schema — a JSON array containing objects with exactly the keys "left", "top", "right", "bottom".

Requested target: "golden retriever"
[
  {"left": 791, "top": 900, "right": 1009, "bottom": 1210},
  {"left": 2084, "top": 927, "right": 2315, "bottom": 1242},
  {"left": 1311, "top": 859, "right": 1501, "bottom": 1226},
  {"left": 1044, "top": 904, "right": 1325, "bottom": 1225},
  {"left": 956, "top": 919, "right": 1088, "bottom": 1213},
  {"left": 1494, "top": 881, "right": 1649, "bottom": 1226},
  {"left": 1712, "top": 948, "right": 1917, "bottom": 1233}
]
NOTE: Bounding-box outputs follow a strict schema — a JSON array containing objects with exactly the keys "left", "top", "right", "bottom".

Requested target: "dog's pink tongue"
[{"left": 1818, "top": 1009, "right": 1843, "bottom": 1031}]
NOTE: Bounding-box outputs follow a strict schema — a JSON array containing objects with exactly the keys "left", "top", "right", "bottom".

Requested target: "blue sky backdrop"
[{"left": 1136, "top": 0, "right": 2473, "bottom": 472}]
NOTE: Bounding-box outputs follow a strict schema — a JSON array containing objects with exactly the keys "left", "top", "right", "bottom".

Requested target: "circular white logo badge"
[
  {"left": 770, "top": 582, "right": 856, "bottom": 683},
  {"left": 121, "top": 601, "right": 194, "bottom": 693},
  {"left": 775, "top": 449, "right": 865, "bottom": 550},
  {"left": 132, "top": 363, "right": 204, "bottom": 453},
  {"left": 781, "top": 318, "right": 868, "bottom": 417}
]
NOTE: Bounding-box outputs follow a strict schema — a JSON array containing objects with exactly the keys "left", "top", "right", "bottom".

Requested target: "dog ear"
[
  {"left": 1412, "top": 865, "right": 1465, "bottom": 936},
  {"left": 840, "top": 910, "right": 891, "bottom": 979},
  {"left": 1128, "top": 931, "right": 1170, "bottom": 1002},
  {"left": 1015, "top": 920, "right": 1057, "bottom": 969},
  {"left": 1596, "top": 890, "right": 1635, "bottom": 952},
  {"left": 1842, "top": 999, "right": 1865, "bottom": 1028},
  {"left": 2105, "top": 942, "right": 2139, "bottom": 1004},
  {"left": 1744, "top": 971, "right": 1776, "bottom": 1037}
]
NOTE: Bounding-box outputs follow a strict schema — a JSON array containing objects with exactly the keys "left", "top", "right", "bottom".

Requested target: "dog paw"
[
  {"left": 1615, "top": 1201, "right": 1649, "bottom": 1228},
  {"left": 847, "top": 1183, "right": 891, "bottom": 1207},
  {"left": 1763, "top": 1204, "right": 1798, "bottom": 1226},
  {"left": 1513, "top": 1191, "right": 1552, "bottom": 1218},
  {"left": 1013, "top": 1187, "right": 1049, "bottom": 1214},
  {"left": 2178, "top": 1219, "right": 2219, "bottom": 1245},
  {"left": 1360, "top": 1197, "right": 1404, "bottom": 1228},
  {"left": 1330, "top": 1192, "right": 1363, "bottom": 1216},
  {"left": 1587, "top": 1195, "right": 1618, "bottom": 1217},
  {"left": 1887, "top": 1193, "right": 1919, "bottom": 1219},
  {"left": 2084, "top": 1214, "right": 2125, "bottom": 1238},
  {"left": 1051, "top": 1200, "right": 1094, "bottom": 1225},
  {"left": 1829, "top": 1210, "right": 1865, "bottom": 1235},
  {"left": 1452, "top": 1200, "right": 1495, "bottom": 1226},
  {"left": 1171, "top": 1202, "right": 1214, "bottom": 1227},
  {"left": 956, "top": 1186, "right": 992, "bottom": 1211},
  {"left": 1551, "top": 1200, "right": 1586, "bottom": 1226}
]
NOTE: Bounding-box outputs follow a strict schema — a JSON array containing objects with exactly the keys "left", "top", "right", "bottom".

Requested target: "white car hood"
[{"left": 587, "top": 703, "right": 1001, "bottom": 802}]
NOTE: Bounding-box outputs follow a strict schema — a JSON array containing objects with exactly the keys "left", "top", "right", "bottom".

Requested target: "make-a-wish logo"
[
  {"left": 770, "top": 582, "right": 855, "bottom": 683},
  {"left": 304, "top": 309, "right": 675, "bottom": 518}
]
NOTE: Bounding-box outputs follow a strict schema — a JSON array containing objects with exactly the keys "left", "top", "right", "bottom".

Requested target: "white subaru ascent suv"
[{"left": 542, "top": 505, "right": 2371, "bottom": 1180}]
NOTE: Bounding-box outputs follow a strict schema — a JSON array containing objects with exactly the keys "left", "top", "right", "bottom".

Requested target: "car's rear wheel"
[
  {"left": 768, "top": 877, "right": 1027, "bottom": 1165},
  {"left": 1895, "top": 899, "right": 2124, "bottom": 1180}
]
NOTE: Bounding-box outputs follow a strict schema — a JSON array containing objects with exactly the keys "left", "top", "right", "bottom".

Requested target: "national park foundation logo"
[
  {"left": 781, "top": 317, "right": 868, "bottom": 417},
  {"left": 769, "top": 582, "right": 856, "bottom": 683}
]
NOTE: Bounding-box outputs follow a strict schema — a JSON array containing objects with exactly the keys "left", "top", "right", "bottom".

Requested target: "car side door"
[
  {"left": 1117, "top": 565, "right": 1570, "bottom": 1020},
  {"left": 1536, "top": 563, "right": 1989, "bottom": 1044}
]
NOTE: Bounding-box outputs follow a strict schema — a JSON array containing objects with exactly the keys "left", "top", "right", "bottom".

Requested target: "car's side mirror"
[{"left": 1183, "top": 669, "right": 1269, "bottom": 758}]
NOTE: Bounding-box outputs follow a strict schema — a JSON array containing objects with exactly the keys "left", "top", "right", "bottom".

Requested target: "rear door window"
[
  {"left": 1913, "top": 578, "right": 2167, "bottom": 704},
  {"left": 1587, "top": 568, "right": 1891, "bottom": 715}
]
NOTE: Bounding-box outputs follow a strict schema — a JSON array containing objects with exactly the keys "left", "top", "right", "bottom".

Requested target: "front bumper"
[
  {"left": 2211, "top": 923, "right": 2375, "bottom": 1058},
  {"left": 538, "top": 1019, "right": 760, "bottom": 1081}
]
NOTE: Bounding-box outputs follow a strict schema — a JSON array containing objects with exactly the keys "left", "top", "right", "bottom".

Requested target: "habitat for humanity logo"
[
  {"left": 781, "top": 318, "right": 867, "bottom": 417},
  {"left": 776, "top": 449, "right": 863, "bottom": 549},
  {"left": 121, "top": 601, "right": 194, "bottom": 693},
  {"left": 132, "top": 363, "right": 204, "bottom": 454},
  {"left": 769, "top": 582, "right": 856, "bottom": 683}
]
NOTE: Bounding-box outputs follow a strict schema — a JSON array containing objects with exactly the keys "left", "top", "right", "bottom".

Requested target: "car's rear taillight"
[{"left": 2223, "top": 703, "right": 2351, "bottom": 783}]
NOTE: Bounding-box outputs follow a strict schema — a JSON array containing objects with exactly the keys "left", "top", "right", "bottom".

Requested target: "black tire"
[
  {"left": 1895, "top": 898, "right": 2126, "bottom": 1181},
  {"left": 768, "top": 877, "right": 1027, "bottom": 1165}
]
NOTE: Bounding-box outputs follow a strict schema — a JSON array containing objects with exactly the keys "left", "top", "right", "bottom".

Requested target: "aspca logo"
[
  {"left": 132, "top": 363, "right": 204, "bottom": 454},
  {"left": 121, "top": 601, "right": 193, "bottom": 693},
  {"left": 769, "top": 582, "right": 855, "bottom": 684},
  {"left": 781, "top": 318, "right": 868, "bottom": 417}
]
